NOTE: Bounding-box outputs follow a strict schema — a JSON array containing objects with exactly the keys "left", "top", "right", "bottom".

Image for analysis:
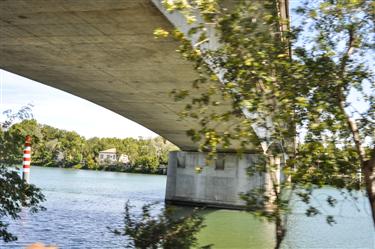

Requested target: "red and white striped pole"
[{"left": 22, "top": 135, "right": 32, "bottom": 183}]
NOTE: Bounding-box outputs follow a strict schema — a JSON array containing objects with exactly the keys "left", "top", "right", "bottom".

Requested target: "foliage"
[
  {"left": 291, "top": 0, "right": 374, "bottom": 225},
  {"left": 0, "top": 120, "right": 178, "bottom": 174},
  {"left": 1, "top": 120, "right": 43, "bottom": 164},
  {"left": 157, "top": 0, "right": 374, "bottom": 248},
  {"left": 112, "top": 202, "right": 210, "bottom": 249},
  {"left": 1, "top": 104, "right": 33, "bottom": 130},
  {"left": 0, "top": 165, "right": 46, "bottom": 242},
  {"left": 0, "top": 106, "right": 46, "bottom": 242}
]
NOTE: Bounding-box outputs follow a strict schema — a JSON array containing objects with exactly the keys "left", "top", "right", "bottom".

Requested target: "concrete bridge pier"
[{"left": 165, "top": 151, "right": 273, "bottom": 209}]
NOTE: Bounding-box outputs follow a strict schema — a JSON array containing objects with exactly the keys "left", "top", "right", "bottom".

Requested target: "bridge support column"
[{"left": 165, "top": 151, "right": 272, "bottom": 209}]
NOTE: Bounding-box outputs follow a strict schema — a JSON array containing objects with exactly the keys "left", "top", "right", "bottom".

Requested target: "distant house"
[
  {"left": 99, "top": 148, "right": 117, "bottom": 164},
  {"left": 118, "top": 154, "right": 130, "bottom": 165}
]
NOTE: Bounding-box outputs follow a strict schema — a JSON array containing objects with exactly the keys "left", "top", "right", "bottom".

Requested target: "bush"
[{"left": 111, "top": 202, "right": 212, "bottom": 249}]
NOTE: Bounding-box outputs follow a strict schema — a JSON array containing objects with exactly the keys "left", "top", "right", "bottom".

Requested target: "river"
[{"left": 0, "top": 166, "right": 374, "bottom": 248}]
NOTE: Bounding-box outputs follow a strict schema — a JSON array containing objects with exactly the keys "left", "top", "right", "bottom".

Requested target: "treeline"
[{"left": 0, "top": 119, "right": 178, "bottom": 174}]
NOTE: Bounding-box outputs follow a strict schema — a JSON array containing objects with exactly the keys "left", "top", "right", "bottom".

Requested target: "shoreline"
[{"left": 30, "top": 163, "right": 167, "bottom": 176}]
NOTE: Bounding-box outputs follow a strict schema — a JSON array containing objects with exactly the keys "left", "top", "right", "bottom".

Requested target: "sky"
[{"left": 0, "top": 69, "right": 157, "bottom": 139}]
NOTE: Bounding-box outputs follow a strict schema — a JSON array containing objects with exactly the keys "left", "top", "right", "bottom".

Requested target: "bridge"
[{"left": 0, "top": 0, "right": 288, "bottom": 208}]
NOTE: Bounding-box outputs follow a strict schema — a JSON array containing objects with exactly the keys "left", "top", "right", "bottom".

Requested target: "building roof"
[{"left": 99, "top": 148, "right": 116, "bottom": 153}]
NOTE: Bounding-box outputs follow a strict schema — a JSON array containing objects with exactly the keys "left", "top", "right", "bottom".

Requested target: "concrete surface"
[
  {"left": 0, "top": 0, "right": 204, "bottom": 150},
  {"left": 165, "top": 151, "right": 268, "bottom": 209}
]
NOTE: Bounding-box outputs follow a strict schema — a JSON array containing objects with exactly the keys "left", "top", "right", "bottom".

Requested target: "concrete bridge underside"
[{"left": 0, "top": 0, "right": 212, "bottom": 151}]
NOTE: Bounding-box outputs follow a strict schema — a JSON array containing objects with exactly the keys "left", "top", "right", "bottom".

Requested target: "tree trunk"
[
  {"left": 275, "top": 215, "right": 285, "bottom": 249},
  {"left": 269, "top": 156, "right": 286, "bottom": 249},
  {"left": 337, "top": 87, "right": 375, "bottom": 226},
  {"left": 363, "top": 149, "right": 375, "bottom": 227}
]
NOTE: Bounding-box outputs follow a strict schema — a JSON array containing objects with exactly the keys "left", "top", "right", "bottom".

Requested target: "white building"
[
  {"left": 118, "top": 154, "right": 130, "bottom": 164},
  {"left": 99, "top": 148, "right": 117, "bottom": 164}
]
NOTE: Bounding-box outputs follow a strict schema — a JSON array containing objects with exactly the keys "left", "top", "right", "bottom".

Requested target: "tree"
[
  {"left": 57, "top": 130, "right": 85, "bottom": 167},
  {"left": 111, "top": 202, "right": 210, "bottom": 249},
  {"left": 292, "top": 0, "right": 374, "bottom": 225},
  {"left": 0, "top": 107, "right": 46, "bottom": 242},
  {"left": 1, "top": 118, "right": 177, "bottom": 173},
  {"left": 152, "top": 137, "right": 179, "bottom": 165},
  {"left": 0, "top": 164, "right": 46, "bottom": 242},
  {"left": 1, "top": 119, "right": 42, "bottom": 164},
  {"left": 156, "top": 0, "right": 374, "bottom": 248},
  {"left": 39, "top": 125, "right": 62, "bottom": 166}
]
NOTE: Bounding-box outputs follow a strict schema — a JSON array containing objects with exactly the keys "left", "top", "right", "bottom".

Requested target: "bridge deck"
[{"left": 0, "top": 0, "right": 206, "bottom": 150}]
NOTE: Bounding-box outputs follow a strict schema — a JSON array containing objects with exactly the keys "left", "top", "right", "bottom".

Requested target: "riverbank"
[{"left": 37, "top": 163, "right": 167, "bottom": 175}]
